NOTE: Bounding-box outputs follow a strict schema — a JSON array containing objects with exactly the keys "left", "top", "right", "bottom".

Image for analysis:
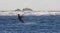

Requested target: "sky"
[{"left": 0, "top": 0, "right": 60, "bottom": 11}]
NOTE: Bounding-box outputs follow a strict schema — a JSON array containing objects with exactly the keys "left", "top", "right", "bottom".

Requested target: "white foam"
[{"left": 19, "top": 22, "right": 37, "bottom": 25}]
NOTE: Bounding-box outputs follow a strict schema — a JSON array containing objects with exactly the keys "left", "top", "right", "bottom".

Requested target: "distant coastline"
[{"left": 0, "top": 10, "right": 60, "bottom": 16}]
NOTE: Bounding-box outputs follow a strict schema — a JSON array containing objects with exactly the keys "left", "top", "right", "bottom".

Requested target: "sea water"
[{"left": 0, "top": 15, "right": 60, "bottom": 33}]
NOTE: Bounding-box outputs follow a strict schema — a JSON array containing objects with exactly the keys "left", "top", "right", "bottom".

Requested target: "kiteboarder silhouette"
[{"left": 18, "top": 14, "right": 24, "bottom": 23}]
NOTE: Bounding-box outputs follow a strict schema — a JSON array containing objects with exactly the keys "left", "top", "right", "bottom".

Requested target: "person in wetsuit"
[{"left": 18, "top": 14, "right": 24, "bottom": 23}]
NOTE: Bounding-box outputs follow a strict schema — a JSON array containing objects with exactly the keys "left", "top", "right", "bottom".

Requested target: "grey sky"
[{"left": 0, "top": 0, "right": 60, "bottom": 10}]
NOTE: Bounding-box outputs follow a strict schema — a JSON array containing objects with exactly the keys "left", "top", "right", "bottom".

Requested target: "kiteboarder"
[{"left": 18, "top": 14, "right": 24, "bottom": 23}]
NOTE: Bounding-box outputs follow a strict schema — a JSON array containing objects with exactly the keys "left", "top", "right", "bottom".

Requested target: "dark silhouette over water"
[{"left": 18, "top": 14, "right": 24, "bottom": 23}]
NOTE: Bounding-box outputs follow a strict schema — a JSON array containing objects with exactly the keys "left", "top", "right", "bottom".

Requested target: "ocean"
[{"left": 0, "top": 15, "right": 60, "bottom": 33}]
